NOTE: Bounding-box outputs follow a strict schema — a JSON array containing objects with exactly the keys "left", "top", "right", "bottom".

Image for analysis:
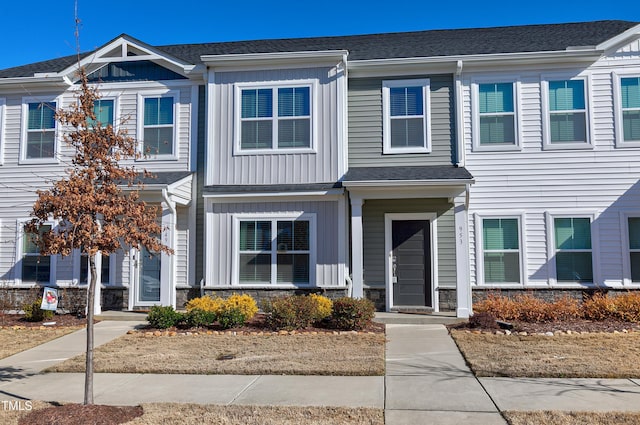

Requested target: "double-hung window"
[
  {"left": 627, "top": 217, "right": 640, "bottom": 282},
  {"left": 620, "top": 77, "right": 640, "bottom": 143},
  {"left": 79, "top": 253, "right": 111, "bottom": 285},
  {"left": 24, "top": 100, "right": 57, "bottom": 160},
  {"left": 88, "top": 99, "right": 115, "bottom": 128},
  {"left": 382, "top": 79, "right": 430, "bottom": 153},
  {"left": 545, "top": 79, "right": 589, "bottom": 146},
  {"left": 236, "top": 216, "right": 313, "bottom": 285},
  {"left": 22, "top": 224, "right": 53, "bottom": 284},
  {"left": 481, "top": 218, "right": 521, "bottom": 284},
  {"left": 553, "top": 217, "right": 593, "bottom": 283},
  {"left": 238, "top": 84, "right": 312, "bottom": 151},
  {"left": 140, "top": 94, "right": 175, "bottom": 157},
  {"left": 0, "top": 98, "right": 5, "bottom": 164},
  {"left": 477, "top": 83, "right": 517, "bottom": 147}
]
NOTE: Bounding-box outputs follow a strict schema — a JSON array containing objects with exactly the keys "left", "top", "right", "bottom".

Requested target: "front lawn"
[
  {"left": 0, "top": 327, "right": 81, "bottom": 360},
  {"left": 451, "top": 330, "right": 640, "bottom": 378},
  {"left": 504, "top": 411, "right": 640, "bottom": 425},
  {"left": 47, "top": 332, "right": 386, "bottom": 376}
]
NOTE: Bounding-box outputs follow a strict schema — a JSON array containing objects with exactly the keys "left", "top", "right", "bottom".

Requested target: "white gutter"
[
  {"left": 342, "top": 179, "right": 474, "bottom": 187},
  {"left": 0, "top": 76, "right": 70, "bottom": 86}
]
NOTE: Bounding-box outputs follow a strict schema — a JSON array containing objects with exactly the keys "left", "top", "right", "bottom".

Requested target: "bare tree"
[{"left": 25, "top": 69, "right": 172, "bottom": 404}]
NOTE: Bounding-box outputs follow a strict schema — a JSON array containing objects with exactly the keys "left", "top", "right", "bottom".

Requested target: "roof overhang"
[
  {"left": 125, "top": 172, "right": 193, "bottom": 206},
  {"left": 201, "top": 50, "right": 349, "bottom": 70}
]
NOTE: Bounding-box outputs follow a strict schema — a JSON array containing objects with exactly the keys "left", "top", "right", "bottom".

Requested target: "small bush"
[
  {"left": 310, "top": 293, "right": 333, "bottom": 321},
  {"left": 468, "top": 312, "right": 499, "bottom": 329},
  {"left": 474, "top": 293, "right": 519, "bottom": 321},
  {"left": 614, "top": 292, "right": 640, "bottom": 322},
  {"left": 514, "top": 294, "right": 550, "bottom": 322},
  {"left": 217, "top": 307, "right": 246, "bottom": 329},
  {"left": 223, "top": 293, "right": 258, "bottom": 321},
  {"left": 330, "top": 297, "right": 375, "bottom": 331},
  {"left": 548, "top": 295, "right": 582, "bottom": 321},
  {"left": 183, "top": 308, "right": 217, "bottom": 328},
  {"left": 263, "top": 295, "right": 317, "bottom": 330},
  {"left": 185, "top": 296, "right": 224, "bottom": 314},
  {"left": 22, "top": 300, "right": 54, "bottom": 322},
  {"left": 583, "top": 293, "right": 617, "bottom": 321},
  {"left": 147, "top": 306, "right": 182, "bottom": 329}
]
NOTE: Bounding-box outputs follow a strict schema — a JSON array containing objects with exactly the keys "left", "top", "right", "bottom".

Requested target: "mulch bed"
[
  {"left": 18, "top": 404, "right": 142, "bottom": 425},
  {"left": 0, "top": 313, "right": 91, "bottom": 328},
  {"left": 142, "top": 312, "right": 385, "bottom": 335},
  {"left": 450, "top": 318, "right": 640, "bottom": 334}
]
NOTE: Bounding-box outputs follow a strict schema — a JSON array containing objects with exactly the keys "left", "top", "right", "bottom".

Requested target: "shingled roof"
[{"left": 0, "top": 20, "right": 636, "bottom": 78}]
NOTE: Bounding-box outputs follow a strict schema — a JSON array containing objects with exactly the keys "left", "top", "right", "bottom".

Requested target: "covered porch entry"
[{"left": 343, "top": 166, "right": 473, "bottom": 318}]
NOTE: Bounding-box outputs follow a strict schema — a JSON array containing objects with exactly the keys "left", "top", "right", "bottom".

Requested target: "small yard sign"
[{"left": 40, "top": 287, "right": 58, "bottom": 311}]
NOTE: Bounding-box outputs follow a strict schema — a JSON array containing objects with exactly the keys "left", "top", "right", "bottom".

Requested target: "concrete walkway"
[{"left": 1, "top": 320, "right": 640, "bottom": 424}]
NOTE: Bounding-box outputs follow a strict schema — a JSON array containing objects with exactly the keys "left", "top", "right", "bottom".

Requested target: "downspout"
[
  {"left": 162, "top": 188, "right": 177, "bottom": 309},
  {"left": 454, "top": 60, "right": 465, "bottom": 167}
]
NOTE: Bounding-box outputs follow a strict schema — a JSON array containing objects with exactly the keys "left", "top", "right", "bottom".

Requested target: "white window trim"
[
  {"left": 541, "top": 74, "right": 593, "bottom": 150},
  {"left": 0, "top": 98, "right": 5, "bottom": 165},
  {"left": 619, "top": 211, "right": 640, "bottom": 287},
  {"left": 15, "top": 219, "right": 58, "bottom": 287},
  {"left": 136, "top": 90, "right": 179, "bottom": 161},
  {"left": 231, "top": 212, "right": 317, "bottom": 287},
  {"left": 473, "top": 212, "right": 527, "bottom": 287},
  {"left": 612, "top": 71, "right": 640, "bottom": 148},
  {"left": 20, "top": 96, "right": 60, "bottom": 165},
  {"left": 471, "top": 78, "right": 522, "bottom": 152},
  {"left": 73, "top": 250, "right": 116, "bottom": 286},
  {"left": 234, "top": 79, "right": 318, "bottom": 155},
  {"left": 545, "top": 211, "right": 600, "bottom": 287},
  {"left": 382, "top": 78, "right": 431, "bottom": 154},
  {"left": 90, "top": 95, "right": 120, "bottom": 132}
]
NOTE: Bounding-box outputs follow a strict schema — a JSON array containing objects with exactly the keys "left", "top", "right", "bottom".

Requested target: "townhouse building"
[{"left": 0, "top": 21, "right": 638, "bottom": 317}]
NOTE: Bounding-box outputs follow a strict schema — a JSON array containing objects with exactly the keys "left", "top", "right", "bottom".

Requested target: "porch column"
[
  {"left": 350, "top": 196, "right": 364, "bottom": 299},
  {"left": 453, "top": 194, "right": 472, "bottom": 318}
]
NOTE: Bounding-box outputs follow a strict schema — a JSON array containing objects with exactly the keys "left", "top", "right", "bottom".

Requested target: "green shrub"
[
  {"left": 330, "top": 297, "right": 375, "bottom": 330},
  {"left": 183, "top": 308, "right": 216, "bottom": 328},
  {"left": 147, "top": 306, "right": 182, "bottom": 329},
  {"left": 22, "top": 300, "right": 54, "bottom": 322},
  {"left": 263, "top": 295, "right": 317, "bottom": 330},
  {"left": 217, "top": 307, "right": 246, "bottom": 329}
]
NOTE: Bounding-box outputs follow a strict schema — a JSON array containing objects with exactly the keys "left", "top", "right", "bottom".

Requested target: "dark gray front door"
[{"left": 392, "top": 220, "right": 431, "bottom": 307}]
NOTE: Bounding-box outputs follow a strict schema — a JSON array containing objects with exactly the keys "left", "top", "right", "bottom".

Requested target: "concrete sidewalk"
[{"left": 1, "top": 319, "right": 640, "bottom": 424}]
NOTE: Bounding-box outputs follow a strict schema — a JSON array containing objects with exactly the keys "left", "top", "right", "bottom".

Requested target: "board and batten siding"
[
  {"left": 362, "top": 199, "right": 457, "bottom": 289},
  {"left": 348, "top": 75, "right": 455, "bottom": 167},
  {"left": 206, "top": 200, "right": 343, "bottom": 287},
  {"left": 463, "top": 48, "right": 640, "bottom": 288},
  {"left": 0, "top": 79, "right": 196, "bottom": 288},
  {"left": 209, "top": 67, "right": 343, "bottom": 185}
]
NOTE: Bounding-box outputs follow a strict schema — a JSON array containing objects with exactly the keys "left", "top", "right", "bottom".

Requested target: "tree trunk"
[{"left": 84, "top": 255, "right": 97, "bottom": 405}]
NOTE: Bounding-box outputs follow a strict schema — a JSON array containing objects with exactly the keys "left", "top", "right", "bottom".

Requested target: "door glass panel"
[{"left": 139, "top": 247, "right": 161, "bottom": 302}]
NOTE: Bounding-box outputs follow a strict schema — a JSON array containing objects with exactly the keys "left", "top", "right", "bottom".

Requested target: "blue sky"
[{"left": 1, "top": 0, "right": 639, "bottom": 70}]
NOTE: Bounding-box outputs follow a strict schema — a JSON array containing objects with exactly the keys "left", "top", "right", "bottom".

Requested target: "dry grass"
[
  {"left": 451, "top": 330, "right": 640, "bottom": 378},
  {"left": 3, "top": 402, "right": 383, "bottom": 425},
  {"left": 504, "top": 411, "right": 640, "bottom": 425},
  {"left": 0, "top": 327, "right": 80, "bottom": 359},
  {"left": 47, "top": 333, "right": 386, "bottom": 376}
]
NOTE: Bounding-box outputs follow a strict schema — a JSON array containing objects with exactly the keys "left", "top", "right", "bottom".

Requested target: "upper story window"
[
  {"left": 543, "top": 78, "right": 590, "bottom": 149},
  {"left": 88, "top": 99, "right": 115, "bottom": 128},
  {"left": 22, "top": 99, "right": 57, "bottom": 161},
  {"left": 620, "top": 77, "right": 640, "bottom": 143},
  {"left": 476, "top": 82, "right": 518, "bottom": 148},
  {"left": 382, "top": 79, "right": 431, "bottom": 154},
  {"left": 138, "top": 92, "right": 176, "bottom": 158},
  {"left": 237, "top": 83, "right": 313, "bottom": 153},
  {"left": 0, "top": 98, "right": 5, "bottom": 165}
]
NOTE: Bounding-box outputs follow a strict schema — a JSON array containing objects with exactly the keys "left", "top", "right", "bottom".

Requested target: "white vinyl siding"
[
  {"left": 235, "top": 81, "right": 315, "bottom": 154},
  {"left": 382, "top": 79, "right": 431, "bottom": 154},
  {"left": 233, "top": 214, "right": 315, "bottom": 286}
]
